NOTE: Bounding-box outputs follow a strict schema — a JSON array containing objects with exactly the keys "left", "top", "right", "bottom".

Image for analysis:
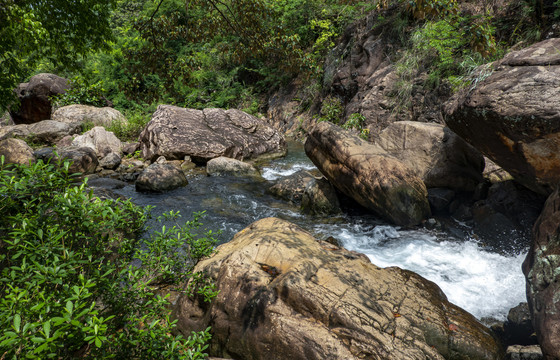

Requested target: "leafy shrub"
[
  {"left": 0, "top": 156, "right": 217, "bottom": 359},
  {"left": 317, "top": 95, "right": 343, "bottom": 124},
  {"left": 342, "top": 113, "right": 369, "bottom": 139},
  {"left": 51, "top": 76, "right": 108, "bottom": 108}
]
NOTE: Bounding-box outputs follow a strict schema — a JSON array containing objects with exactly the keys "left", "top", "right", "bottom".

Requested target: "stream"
[{"left": 114, "top": 141, "right": 527, "bottom": 322}]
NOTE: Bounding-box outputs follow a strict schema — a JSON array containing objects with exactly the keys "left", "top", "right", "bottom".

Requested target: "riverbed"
[{"left": 114, "top": 141, "right": 527, "bottom": 321}]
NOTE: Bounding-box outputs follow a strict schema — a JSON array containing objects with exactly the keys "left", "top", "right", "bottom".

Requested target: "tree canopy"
[{"left": 0, "top": 0, "right": 115, "bottom": 111}]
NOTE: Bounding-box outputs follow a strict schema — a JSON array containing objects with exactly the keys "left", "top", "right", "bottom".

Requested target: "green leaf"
[{"left": 13, "top": 314, "right": 21, "bottom": 332}]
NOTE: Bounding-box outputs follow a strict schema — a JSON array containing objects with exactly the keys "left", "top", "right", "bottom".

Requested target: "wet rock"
[
  {"left": 445, "top": 38, "right": 560, "bottom": 195},
  {"left": 72, "top": 126, "right": 122, "bottom": 158},
  {"left": 0, "top": 138, "right": 34, "bottom": 165},
  {"left": 427, "top": 188, "right": 456, "bottom": 213},
  {"left": 99, "top": 152, "right": 122, "bottom": 170},
  {"left": 10, "top": 73, "right": 69, "bottom": 124},
  {"left": 34, "top": 146, "right": 98, "bottom": 176},
  {"left": 375, "top": 121, "right": 484, "bottom": 191},
  {"left": 268, "top": 170, "right": 319, "bottom": 203},
  {"left": 523, "top": 188, "right": 560, "bottom": 358},
  {"left": 52, "top": 104, "right": 127, "bottom": 128},
  {"left": 506, "top": 345, "right": 543, "bottom": 360},
  {"left": 301, "top": 177, "right": 341, "bottom": 215},
  {"left": 503, "top": 303, "right": 538, "bottom": 346},
  {"left": 471, "top": 181, "right": 546, "bottom": 251},
  {"left": 135, "top": 163, "right": 188, "bottom": 192},
  {"left": 139, "top": 105, "right": 286, "bottom": 163},
  {"left": 206, "top": 157, "right": 259, "bottom": 177},
  {"left": 87, "top": 177, "right": 126, "bottom": 190},
  {"left": 175, "top": 217, "right": 502, "bottom": 360},
  {"left": 305, "top": 121, "right": 430, "bottom": 226}
]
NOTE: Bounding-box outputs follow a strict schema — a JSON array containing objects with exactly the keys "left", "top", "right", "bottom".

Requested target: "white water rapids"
[{"left": 262, "top": 155, "right": 528, "bottom": 322}]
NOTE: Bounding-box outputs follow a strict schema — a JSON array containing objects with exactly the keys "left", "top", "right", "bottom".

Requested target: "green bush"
[
  {"left": 0, "top": 156, "right": 217, "bottom": 359},
  {"left": 51, "top": 76, "right": 108, "bottom": 108},
  {"left": 317, "top": 95, "right": 343, "bottom": 124}
]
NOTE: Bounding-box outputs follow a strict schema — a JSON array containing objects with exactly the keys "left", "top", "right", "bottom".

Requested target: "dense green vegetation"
[
  {"left": 0, "top": 157, "right": 218, "bottom": 359},
  {"left": 4, "top": 0, "right": 557, "bottom": 136}
]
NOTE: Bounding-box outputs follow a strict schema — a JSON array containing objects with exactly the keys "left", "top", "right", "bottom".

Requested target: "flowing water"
[{"left": 114, "top": 141, "right": 527, "bottom": 321}]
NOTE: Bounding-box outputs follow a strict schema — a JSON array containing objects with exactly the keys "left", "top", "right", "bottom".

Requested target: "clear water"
[{"left": 113, "top": 141, "right": 527, "bottom": 321}]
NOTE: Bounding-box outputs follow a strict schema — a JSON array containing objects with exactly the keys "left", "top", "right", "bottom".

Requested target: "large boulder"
[
  {"left": 10, "top": 73, "right": 69, "bottom": 125},
  {"left": 175, "top": 217, "right": 502, "bottom": 360},
  {"left": 0, "top": 138, "right": 34, "bottom": 165},
  {"left": 72, "top": 126, "right": 122, "bottom": 158},
  {"left": 135, "top": 163, "right": 188, "bottom": 192},
  {"left": 52, "top": 104, "right": 127, "bottom": 128},
  {"left": 445, "top": 38, "right": 560, "bottom": 195},
  {"left": 523, "top": 188, "right": 560, "bottom": 358},
  {"left": 375, "top": 121, "right": 484, "bottom": 191},
  {"left": 305, "top": 122, "right": 430, "bottom": 226},
  {"left": 138, "top": 106, "right": 286, "bottom": 163},
  {"left": 34, "top": 146, "right": 98, "bottom": 175}
]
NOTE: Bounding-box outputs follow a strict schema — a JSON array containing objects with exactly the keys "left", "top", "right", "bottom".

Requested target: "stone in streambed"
[
  {"left": 135, "top": 163, "right": 188, "bottom": 192},
  {"left": 305, "top": 121, "right": 430, "bottom": 226},
  {"left": 138, "top": 105, "right": 286, "bottom": 163}
]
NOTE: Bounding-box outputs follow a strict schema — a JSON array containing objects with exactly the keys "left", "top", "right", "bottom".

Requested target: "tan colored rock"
[
  {"left": 445, "top": 38, "right": 560, "bottom": 195},
  {"left": 375, "top": 121, "right": 484, "bottom": 191},
  {"left": 0, "top": 138, "right": 34, "bottom": 165},
  {"left": 52, "top": 104, "right": 127, "bottom": 128},
  {"left": 175, "top": 218, "right": 502, "bottom": 360},
  {"left": 484, "top": 157, "right": 513, "bottom": 183},
  {"left": 139, "top": 106, "right": 286, "bottom": 163},
  {"left": 72, "top": 126, "right": 122, "bottom": 158},
  {"left": 305, "top": 121, "right": 430, "bottom": 226}
]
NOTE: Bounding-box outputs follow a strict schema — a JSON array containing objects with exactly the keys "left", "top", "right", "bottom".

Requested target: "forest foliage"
[
  {"left": 0, "top": 157, "right": 218, "bottom": 359},
  {"left": 2, "top": 0, "right": 557, "bottom": 120}
]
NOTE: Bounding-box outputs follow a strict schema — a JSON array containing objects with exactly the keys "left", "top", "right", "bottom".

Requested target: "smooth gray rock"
[
  {"left": 206, "top": 157, "right": 259, "bottom": 177},
  {"left": 139, "top": 105, "right": 286, "bottom": 163}
]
